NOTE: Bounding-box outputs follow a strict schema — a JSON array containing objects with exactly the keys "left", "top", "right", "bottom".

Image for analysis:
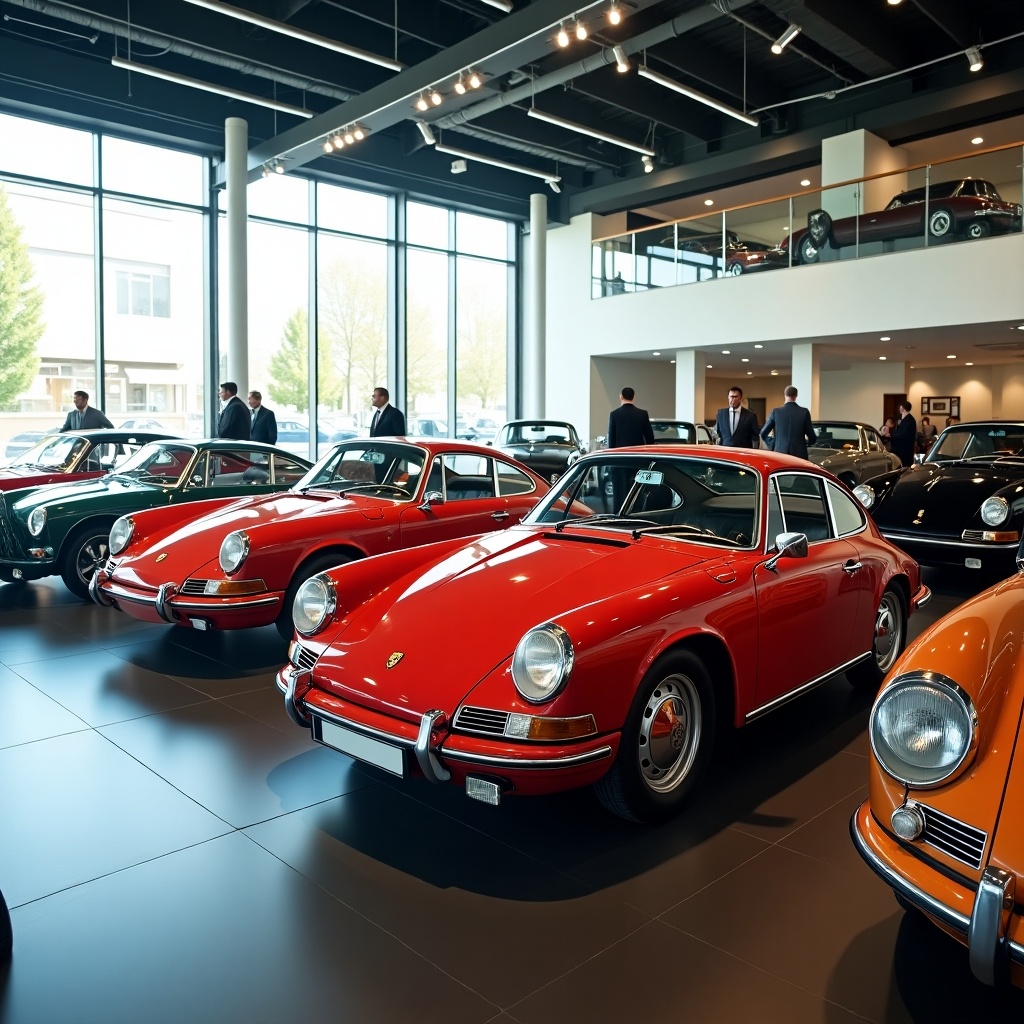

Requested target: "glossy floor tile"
[{"left": 2, "top": 571, "right": 1024, "bottom": 1022}]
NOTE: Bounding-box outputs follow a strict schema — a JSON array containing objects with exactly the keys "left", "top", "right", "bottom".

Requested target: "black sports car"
[
  {"left": 853, "top": 421, "right": 1024, "bottom": 575},
  {"left": 493, "top": 419, "right": 587, "bottom": 484}
]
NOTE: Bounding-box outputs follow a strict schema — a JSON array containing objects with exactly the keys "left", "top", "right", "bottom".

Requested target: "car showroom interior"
[{"left": 2, "top": 0, "right": 1024, "bottom": 1020}]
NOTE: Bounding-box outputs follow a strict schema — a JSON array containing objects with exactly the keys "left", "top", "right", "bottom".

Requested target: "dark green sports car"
[{"left": 0, "top": 438, "right": 312, "bottom": 597}]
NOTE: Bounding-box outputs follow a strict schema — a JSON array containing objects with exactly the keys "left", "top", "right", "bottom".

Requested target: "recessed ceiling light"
[
  {"left": 754, "top": 344, "right": 763, "bottom": 349},
  {"left": 722, "top": 349, "right": 731, "bottom": 354},
  {"left": 880, "top": 335, "right": 890, "bottom": 341},
  {"left": 1017, "top": 325, "right": 1024, "bottom": 331},
  {"left": 972, "top": 137, "right": 984, "bottom": 145},
  {"left": 670, "top": 359, "right": 676, "bottom": 364},
  {"left": 879, "top": 356, "right": 887, "bottom": 361},
  {"left": 746, "top": 370, "right": 753, "bottom": 375},
  {"left": 704, "top": 199, "right": 714, "bottom": 206},
  {"left": 706, "top": 364, "right": 713, "bottom": 369},
  {"left": 800, "top": 179, "right": 811, "bottom": 187},
  {"left": 966, "top": 361, "right": 974, "bottom": 366},
  {"left": 947, "top": 354, "right": 957, "bottom": 359},
  {"left": 652, "top": 351, "right": 661, "bottom": 356},
  {"left": 770, "top": 370, "right": 779, "bottom": 376}
]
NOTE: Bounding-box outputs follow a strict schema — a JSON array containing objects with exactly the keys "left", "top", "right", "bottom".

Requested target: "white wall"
[{"left": 590, "top": 358, "right": 675, "bottom": 443}]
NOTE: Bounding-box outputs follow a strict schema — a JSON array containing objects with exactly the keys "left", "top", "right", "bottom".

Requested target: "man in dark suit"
[
  {"left": 247, "top": 390, "right": 278, "bottom": 445},
  {"left": 217, "top": 381, "right": 250, "bottom": 441},
  {"left": 760, "top": 385, "right": 817, "bottom": 459},
  {"left": 715, "top": 386, "right": 760, "bottom": 448},
  {"left": 369, "top": 387, "right": 406, "bottom": 437},
  {"left": 607, "top": 387, "right": 654, "bottom": 448},
  {"left": 891, "top": 401, "right": 917, "bottom": 467},
  {"left": 59, "top": 390, "right": 114, "bottom": 432}
]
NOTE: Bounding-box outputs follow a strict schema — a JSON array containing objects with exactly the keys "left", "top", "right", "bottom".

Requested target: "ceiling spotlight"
[
  {"left": 704, "top": 199, "right": 713, "bottom": 206},
  {"left": 273, "top": 160, "right": 285, "bottom": 174},
  {"left": 547, "top": 178, "right": 561, "bottom": 193},
  {"left": 575, "top": 20, "right": 587, "bottom": 40},
  {"left": 966, "top": 46, "right": 983, "bottom": 71},
  {"left": 454, "top": 77, "right": 467, "bottom": 95},
  {"left": 879, "top": 356, "right": 887, "bottom": 361},
  {"left": 417, "top": 120, "right": 437, "bottom": 145},
  {"left": 741, "top": 358, "right": 749, "bottom": 363},
  {"left": 770, "top": 369, "right": 779, "bottom": 376},
  {"left": 451, "top": 158, "right": 467, "bottom": 174},
  {"left": 771, "top": 23, "right": 801, "bottom": 54},
  {"left": 343, "top": 130, "right": 355, "bottom": 144},
  {"left": 707, "top": 364, "right": 713, "bottom": 369},
  {"left": 880, "top": 335, "right": 890, "bottom": 341},
  {"left": 642, "top": 154, "right": 653, "bottom": 173},
  {"left": 332, "top": 133, "right": 345, "bottom": 148},
  {"left": 430, "top": 89, "right": 443, "bottom": 106},
  {"left": 613, "top": 45, "right": 630, "bottom": 72},
  {"left": 261, "top": 164, "right": 271, "bottom": 178},
  {"left": 947, "top": 354, "right": 957, "bottom": 359},
  {"left": 416, "top": 94, "right": 429, "bottom": 112},
  {"left": 322, "top": 138, "right": 334, "bottom": 153},
  {"left": 353, "top": 126, "right": 366, "bottom": 140},
  {"left": 468, "top": 71, "right": 482, "bottom": 89},
  {"left": 966, "top": 362, "right": 974, "bottom": 366},
  {"left": 887, "top": 0, "right": 903, "bottom": 5},
  {"left": 608, "top": 3, "right": 622, "bottom": 25},
  {"left": 557, "top": 24, "right": 570, "bottom": 47},
  {"left": 972, "top": 136, "right": 984, "bottom": 144},
  {"left": 800, "top": 178, "right": 811, "bottom": 186},
  {"left": 754, "top": 344, "right": 763, "bottom": 349},
  {"left": 653, "top": 351, "right": 661, "bottom": 356}
]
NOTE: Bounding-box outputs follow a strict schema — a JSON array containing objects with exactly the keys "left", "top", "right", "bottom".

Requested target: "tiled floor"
[{"left": 2, "top": 570, "right": 1024, "bottom": 1023}]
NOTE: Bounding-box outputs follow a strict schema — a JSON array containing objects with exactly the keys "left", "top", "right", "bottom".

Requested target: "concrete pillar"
[
  {"left": 224, "top": 117, "right": 249, "bottom": 389},
  {"left": 791, "top": 343, "right": 820, "bottom": 418},
  {"left": 821, "top": 129, "right": 908, "bottom": 219},
  {"left": 674, "top": 350, "right": 705, "bottom": 423},
  {"left": 522, "top": 193, "right": 547, "bottom": 418}
]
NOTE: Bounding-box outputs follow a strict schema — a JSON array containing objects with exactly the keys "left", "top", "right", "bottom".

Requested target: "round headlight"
[
  {"left": 218, "top": 531, "right": 250, "bottom": 574},
  {"left": 852, "top": 484, "right": 875, "bottom": 509},
  {"left": 292, "top": 574, "right": 337, "bottom": 636},
  {"left": 511, "top": 624, "right": 574, "bottom": 704},
  {"left": 980, "top": 496, "right": 1009, "bottom": 527},
  {"left": 109, "top": 516, "right": 135, "bottom": 556},
  {"left": 869, "top": 672, "right": 976, "bottom": 787},
  {"left": 27, "top": 506, "right": 47, "bottom": 537}
]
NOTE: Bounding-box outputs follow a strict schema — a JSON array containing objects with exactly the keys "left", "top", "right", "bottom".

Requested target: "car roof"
[
  {"left": 500, "top": 419, "right": 576, "bottom": 429},
  {"left": 582, "top": 443, "right": 832, "bottom": 474},
  {"left": 61, "top": 429, "right": 180, "bottom": 442}
]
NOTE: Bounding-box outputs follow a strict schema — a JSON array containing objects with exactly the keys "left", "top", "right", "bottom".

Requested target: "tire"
[
  {"left": 965, "top": 220, "right": 991, "bottom": 240},
  {"left": 798, "top": 234, "right": 820, "bottom": 264},
  {"left": 847, "top": 586, "right": 907, "bottom": 690},
  {"left": 60, "top": 523, "right": 112, "bottom": 600},
  {"left": 727, "top": 262, "right": 743, "bottom": 276},
  {"left": 276, "top": 552, "right": 357, "bottom": 641},
  {"left": 0, "top": 887, "right": 10, "bottom": 962},
  {"left": 595, "top": 650, "right": 716, "bottom": 823},
  {"left": 928, "top": 207, "right": 954, "bottom": 238}
]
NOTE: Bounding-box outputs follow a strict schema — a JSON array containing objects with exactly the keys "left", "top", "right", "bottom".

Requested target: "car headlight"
[
  {"left": 27, "top": 507, "right": 46, "bottom": 537},
  {"left": 511, "top": 623, "right": 573, "bottom": 704},
  {"left": 108, "top": 516, "right": 134, "bottom": 555},
  {"left": 853, "top": 483, "right": 875, "bottom": 509},
  {"left": 980, "top": 496, "right": 1009, "bottom": 527},
  {"left": 869, "top": 672, "right": 977, "bottom": 788},
  {"left": 292, "top": 574, "right": 337, "bottom": 636},
  {"left": 219, "top": 531, "right": 250, "bottom": 574}
]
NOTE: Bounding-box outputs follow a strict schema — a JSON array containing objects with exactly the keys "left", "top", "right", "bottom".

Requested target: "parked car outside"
[
  {"left": 805, "top": 421, "right": 902, "bottom": 487},
  {"left": 0, "top": 439, "right": 311, "bottom": 596},
  {"left": 276, "top": 445, "right": 927, "bottom": 822},
  {"left": 493, "top": 419, "right": 587, "bottom": 484},
  {"left": 0, "top": 430, "right": 176, "bottom": 493},
  {"left": 408, "top": 417, "right": 449, "bottom": 438},
  {"left": 852, "top": 541, "right": 1024, "bottom": 989},
  {"left": 3, "top": 431, "right": 51, "bottom": 461},
  {"left": 118, "top": 418, "right": 168, "bottom": 431},
  {"left": 853, "top": 421, "right": 1024, "bottom": 576},
  {"left": 93, "top": 438, "right": 548, "bottom": 638},
  {"left": 276, "top": 419, "right": 330, "bottom": 455},
  {"left": 783, "top": 178, "right": 1023, "bottom": 264}
]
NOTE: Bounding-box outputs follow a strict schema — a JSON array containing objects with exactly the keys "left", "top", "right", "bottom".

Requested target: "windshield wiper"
[{"left": 553, "top": 514, "right": 657, "bottom": 533}]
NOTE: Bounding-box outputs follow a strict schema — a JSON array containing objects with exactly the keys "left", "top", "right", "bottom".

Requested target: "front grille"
[
  {"left": 0, "top": 493, "right": 20, "bottom": 561},
  {"left": 181, "top": 579, "right": 212, "bottom": 595},
  {"left": 454, "top": 706, "right": 510, "bottom": 737},
  {"left": 291, "top": 643, "right": 318, "bottom": 672},
  {"left": 961, "top": 530, "right": 985, "bottom": 541},
  {"left": 920, "top": 804, "right": 987, "bottom": 870},
  {"left": 104, "top": 559, "right": 119, "bottom": 575}
]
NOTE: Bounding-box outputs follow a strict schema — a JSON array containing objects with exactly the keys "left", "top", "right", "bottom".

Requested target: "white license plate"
[
  {"left": 316, "top": 717, "right": 405, "bottom": 777},
  {"left": 190, "top": 618, "right": 208, "bottom": 630}
]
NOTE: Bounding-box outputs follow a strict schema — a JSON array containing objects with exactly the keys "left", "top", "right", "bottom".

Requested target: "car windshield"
[
  {"left": 651, "top": 422, "right": 696, "bottom": 443},
  {"left": 295, "top": 440, "right": 426, "bottom": 498},
  {"left": 887, "top": 181, "right": 960, "bottom": 208},
  {"left": 112, "top": 442, "right": 198, "bottom": 486},
  {"left": 926, "top": 425, "right": 1024, "bottom": 462},
  {"left": 498, "top": 423, "right": 575, "bottom": 446},
  {"left": 525, "top": 454, "right": 759, "bottom": 547},
  {"left": 810, "top": 424, "right": 862, "bottom": 449},
  {"left": 11, "top": 434, "right": 86, "bottom": 470}
]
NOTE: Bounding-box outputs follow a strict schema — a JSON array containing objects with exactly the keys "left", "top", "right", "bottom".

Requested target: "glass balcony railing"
[{"left": 592, "top": 144, "right": 1024, "bottom": 299}]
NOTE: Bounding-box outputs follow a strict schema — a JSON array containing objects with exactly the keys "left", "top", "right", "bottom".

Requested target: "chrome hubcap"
[
  {"left": 77, "top": 537, "right": 109, "bottom": 583},
  {"left": 638, "top": 674, "right": 701, "bottom": 793},
  {"left": 873, "top": 593, "right": 903, "bottom": 672}
]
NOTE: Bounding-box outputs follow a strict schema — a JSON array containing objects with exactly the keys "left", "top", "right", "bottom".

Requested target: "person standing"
[
  {"left": 760, "top": 385, "right": 817, "bottom": 459},
  {"left": 606, "top": 387, "right": 654, "bottom": 448},
  {"left": 59, "top": 390, "right": 114, "bottom": 432},
  {"left": 891, "top": 401, "right": 917, "bottom": 467},
  {"left": 715, "top": 386, "right": 760, "bottom": 448},
  {"left": 369, "top": 387, "right": 406, "bottom": 437},
  {"left": 247, "top": 390, "right": 278, "bottom": 445},
  {"left": 218, "top": 381, "right": 250, "bottom": 441}
]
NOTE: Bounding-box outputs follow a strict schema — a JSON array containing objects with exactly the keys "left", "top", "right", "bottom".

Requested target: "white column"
[
  {"left": 522, "top": 192, "right": 546, "bottom": 418},
  {"left": 674, "top": 350, "right": 705, "bottom": 423},
  {"left": 791, "top": 343, "right": 820, "bottom": 418},
  {"left": 224, "top": 117, "right": 249, "bottom": 388},
  {"left": 822, "top": 128, "right": 908, "bottom": 219}
]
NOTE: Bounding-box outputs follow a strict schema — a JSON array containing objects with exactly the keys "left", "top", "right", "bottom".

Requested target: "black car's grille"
[
  {"left": 0, "top": 493, "right": 24, "bottom": 560},
  {"left": 454, "top": 706, "right": 510, "bottom": 737},
  {"left": 290, "top": 642, "right": 318, "bottom": 672},
  {"left": 920, "top": 804, "right": 987, "bottom": 870},
  {"left": 181, "top": 579, "right": 211, "bottom": 595}
]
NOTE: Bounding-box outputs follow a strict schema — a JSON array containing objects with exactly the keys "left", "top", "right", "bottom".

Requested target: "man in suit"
[
  {"left": 891, "top": 401, "right": 917, "bottom": 467},
  {"left": 607, "top": 387, "right": 654, "bottom": 448},
  {"left": 217, "top": 381, "right": 250, "bottom": 441},
  {"left": 760, "top": 385, "right": 817, "bottom": 459},
  {"left": 247, "top": 390, "right": 278, "bottom": 445},
  {"left": 59, "top": 390, "right": 114, "bottom": 432},
  {"left": 715, "top": 386, "right": 760, "bottom": 448},
  {"left": 369, "top": 387, "right": 406, "bottom": 437}
]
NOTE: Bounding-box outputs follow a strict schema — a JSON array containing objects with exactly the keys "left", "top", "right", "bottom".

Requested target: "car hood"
[
  {"left": 313, "top": 527, "right": 715, "bottom": 720},
  {"left": 806, "top": 448, "right": 844, "bottom": 465},
  {"left": 872, "top": 461, "right": 1023, "bottom": 533},
  {"left": 9, "top": 473, "right": 155, "bottom": 513},
  {"left": 0, "top": 467, "right": 77, "bottom": 491}
]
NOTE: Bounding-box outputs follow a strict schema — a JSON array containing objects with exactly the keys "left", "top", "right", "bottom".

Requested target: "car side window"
[
  {"left": 775, "top": 474, "right": 832, "bottom": 542},
  {"left": 827, "top": 482, "right": 866, "bottom": 537},
  {"left": 497, "top": 461, "right": 536, "bottom": 496},
  {"left": 270, "top": 454, "right": 308, "bottom": 485},
  {"left": 441, "top": 454, "right": 495, "bottom": 501}
]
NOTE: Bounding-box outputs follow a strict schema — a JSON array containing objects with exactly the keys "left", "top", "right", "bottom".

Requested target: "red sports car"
[
  {"left": 0, "top": 429, "right": 176, "bottom": 491},
  {"left": 92, "top": 438, "right": 548, "bottom": 638},
  {"left": 276, "top": 446, "right": 930, "bottom": 822}
]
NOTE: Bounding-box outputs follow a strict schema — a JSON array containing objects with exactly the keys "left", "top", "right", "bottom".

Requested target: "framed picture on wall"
[{"left": 921, "top": 396, "right": 959, "bottom": 418}]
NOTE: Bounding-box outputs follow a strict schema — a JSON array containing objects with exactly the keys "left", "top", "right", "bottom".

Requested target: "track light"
[
  {"left": 966, "top": 45, "right": 983, "bottom": 71},
  {"left": 454, "top": 77, "right": 467, "bottom": 95},
  {"left": 557, "top": 24, "right": 570, "bottom": 47},
  {"left": 575, "top": 20, "right": 587, "bottom": 40},
  {"left": 637, "top": 65, "right": 759, "bottom": 127},
  {"left": 322, "top": 138, "right": 334, "bottom": 153},
  {"left": 771, "top": 23, "right": 801, "bottom": 54},
  {"left": 273, "top": 159, "right": 285, "bottom": 174},
  {"left": 468, "top": 71, "right": 482, "bottom": 89},
  {"left": 435, "top": 142, "right": 560, "bottom": 184},
  {"left": 642, "top": 154, "right": 653, "bottom": 173},
  {"left": 342, "top": 130, "right": 353, "bottom": 145},
  {"left": 353, "top": 126, "right": 366, "bottom": 140},
  {"left": 547, "top": 179, "right": 561, "bottom": 193},
  {"left": 430, "top": 89, "right": 443, "bottom": 106},
  {"left": 261, "top": 164, "right": 271, "bottom": 178},
  {"left": 608, "top": 2, "right": 622, "bottom": 25},
  {"left": 886, "top": 0, "right": 903, "bottom": 5},
  {"left": 332, "top": 133, "right": 345, "bottom": 148},
  {"left": 612, "top": 45, "right": 630, "bottom": 72},
  {"left": 415, "top": 94, "right": 429, "bottom": 112},
  {"left": 417, "top": 120, "right": 437, "bottom": 145},
  {"left": 527, "top": 107, "right": 654, "bottom": 155}
]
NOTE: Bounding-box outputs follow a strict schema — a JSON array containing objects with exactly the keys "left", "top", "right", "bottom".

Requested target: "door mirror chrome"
[
  {"left": 764, "top": 532, "right": 808, "bottom": 573},
  {"left": 190, "top": 474, "right": 204, "bottom": 486},
  {"left": 419, "top": 490, "right": 443, "bottom": 511}
]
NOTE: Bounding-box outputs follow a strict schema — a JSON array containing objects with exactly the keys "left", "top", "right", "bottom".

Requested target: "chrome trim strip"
[
  {"left": 283, "top": 667, "right": 312, "bottom": 728},
  {"left": 915, "top": 587, "right": 932, "bottom": 608},
  {"left": 882, "top": 531, "right": 1018, "bottom": 550},
  {"left": 439, "top": 745, "right": 614, "bottom": 769},
  {"left": 415, "top": 710, "right": 451, "bottom": 783},
  {"left": 173, "top": 595, "right": 280, "bottom": 610},
  {"left": 155, "top": 583, "right": 178, "bottom": 623},
  {"left": 745, "top": 653, "right": 868, "bottom": 721}
]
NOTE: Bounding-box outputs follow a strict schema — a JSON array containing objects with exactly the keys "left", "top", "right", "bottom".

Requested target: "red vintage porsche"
[
  {"left": 277, "top": 446, "right": 930, "bottom": 822},
  {"left": 91, "top": 438, "right": 548, "bottom": 638}
]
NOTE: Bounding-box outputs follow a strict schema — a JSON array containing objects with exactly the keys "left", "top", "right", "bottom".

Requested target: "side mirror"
[
  {"left": 190, "top": 474, "right": 204, "bottom": 486},
  {"left": 764, "top": 531, "right": 808, "bottom": 573},
  {"left": 419, "top": 490, "right": 443, "bottom": 511}
]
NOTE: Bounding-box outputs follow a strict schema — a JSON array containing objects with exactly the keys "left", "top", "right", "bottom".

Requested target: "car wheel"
[
  {"left": 0, "top": 887, "right": 10, "bottom": 962},
  {"left": 60, "top": 523, "right": 112, "bottom": 600},
  {"left": 798, "top": 235, "right": 820, "bottom": 264},
  {"left": 847, "top": 586, "right": 907, "bottom": 690},
  {"left": 727, "top": 262, "right": 743, "bottom": 276},
  {"left": 928, "top": 207, "right": 954, "bottom": 238},
  {"left": 595, "top": 650, "right": 716, "bottom": 823},
  {"left": 965, "top": 220, "right": 991, "bottom": 240},
  {"left": 276, "top": 552, "right": 357, "bottom": 641}
]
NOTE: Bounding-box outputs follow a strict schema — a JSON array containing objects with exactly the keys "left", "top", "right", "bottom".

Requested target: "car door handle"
[
  {"left": 491, "top": 511, "right": 510, "bottom": 521},
  {"left": 843, "top": 560, "right": 863, "bottom": 575}
]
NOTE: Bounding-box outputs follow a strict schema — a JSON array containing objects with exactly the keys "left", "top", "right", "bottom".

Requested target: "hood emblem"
[
  {"left": 155, "top": 553, "right": 168, "bottom": 563},
  {"left": 386, "top": 652, "right": 404, "bottom": 669}
]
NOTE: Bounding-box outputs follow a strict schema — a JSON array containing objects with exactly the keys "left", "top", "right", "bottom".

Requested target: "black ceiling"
[{"left": 1, "top": 0, "right": 1022, "bottom": 220}]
